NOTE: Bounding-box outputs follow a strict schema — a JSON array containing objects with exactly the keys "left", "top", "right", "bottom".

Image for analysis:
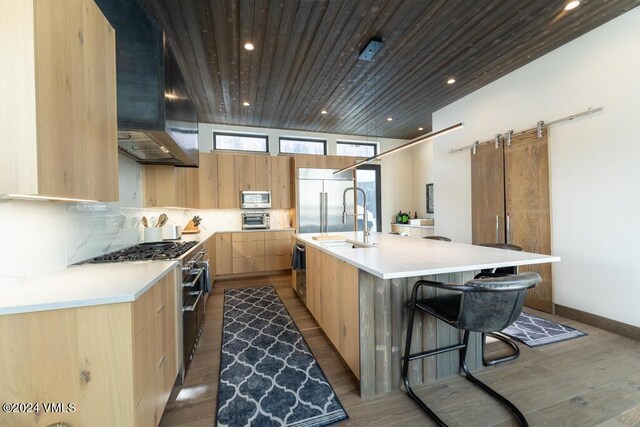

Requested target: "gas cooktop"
[{"left": 85, "top": 241, "right": 198, "bottom": 264}]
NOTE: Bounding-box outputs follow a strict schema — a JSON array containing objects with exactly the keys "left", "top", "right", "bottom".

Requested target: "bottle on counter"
[
  {"left": 396, "top": 210, "right": 402, "bottom": 224},
  {"left": 414, "top": 211, "right": 418, "bottom": 219},
  {"left": 402, "top": 211, "right": 409, "bottom": 224}
]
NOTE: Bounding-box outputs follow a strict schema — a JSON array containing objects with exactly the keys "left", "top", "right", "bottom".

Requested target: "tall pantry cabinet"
[
  {"left": 471, "top": 128, "right": 553, "bottom": 313},
  {"left": 0, "top": 0, "right": 118, "bottom": 201}
]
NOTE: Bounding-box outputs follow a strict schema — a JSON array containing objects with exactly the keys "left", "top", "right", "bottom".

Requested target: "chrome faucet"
[{"left": 342, "top": 187, "right": 369, "bottom": 243}]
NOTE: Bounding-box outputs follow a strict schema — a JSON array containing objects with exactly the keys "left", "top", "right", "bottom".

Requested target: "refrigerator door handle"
[
  {"left": 319, "top": 192, "right": 324, "bottom": 232},
  {"left": 324, "top": 193, "right": 329, "bottom": 232}
]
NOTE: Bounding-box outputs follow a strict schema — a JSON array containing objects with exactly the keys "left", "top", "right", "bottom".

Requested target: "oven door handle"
[
  {"left": 183, "top": 267, "right": 204, "bottom": 288},
  {"left": 183, "top": 290, "right": 203, "bottom": 312}
]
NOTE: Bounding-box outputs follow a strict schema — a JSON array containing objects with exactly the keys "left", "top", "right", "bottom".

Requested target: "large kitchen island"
[{"left": 293, "top": 232, "right": 560, "bottom": 399}]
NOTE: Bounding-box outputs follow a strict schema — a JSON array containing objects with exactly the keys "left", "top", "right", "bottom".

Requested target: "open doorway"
[{"left": 355, "top": 165, "right": 382, "bottom": 233}]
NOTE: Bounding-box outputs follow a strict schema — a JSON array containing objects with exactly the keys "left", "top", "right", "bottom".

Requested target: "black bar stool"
[
  {"left": 423, "top": 235, "right": 452, "bottom": 241},
  {"left": 402, "top": 272, "right": 541, "bottom": 427},
  {"left": 477, "top": 243, "right": 524, "bottom": 366}
]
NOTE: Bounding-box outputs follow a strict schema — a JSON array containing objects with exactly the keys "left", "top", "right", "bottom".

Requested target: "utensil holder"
[{"left": 144, "top": 227, "right": 163, "bottom": 242}]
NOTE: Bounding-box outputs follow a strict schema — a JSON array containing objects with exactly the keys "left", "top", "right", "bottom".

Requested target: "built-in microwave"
[{"left": 241, "top": 191, "right": 271, "bottom": 209}]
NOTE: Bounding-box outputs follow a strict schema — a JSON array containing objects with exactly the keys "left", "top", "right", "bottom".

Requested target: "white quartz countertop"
[
  {"left": 296, "top": 232, "right": 560, "bottom": 280},
  {"left": 0, "top": 227, "right": 296, "bottom": 316},
  {"left": 0, "top": 261, "right": 178, "bottom": 315}
]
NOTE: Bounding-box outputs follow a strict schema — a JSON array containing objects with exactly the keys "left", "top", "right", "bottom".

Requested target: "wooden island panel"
[
  {"left": 300, "top": 241, "right": 483, "bottom": 399},
  {"left": 358, "top": 270, "right": 482, "bottom": 398}
]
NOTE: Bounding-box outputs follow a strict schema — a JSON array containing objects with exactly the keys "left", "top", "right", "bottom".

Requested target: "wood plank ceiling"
[{"left": 141, "top": 0, "right": 639, "bottom": 139}]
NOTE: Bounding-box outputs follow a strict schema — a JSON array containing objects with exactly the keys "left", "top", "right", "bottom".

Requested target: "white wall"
[
  {"left": 410, "top": 139, "right": 434, "bottom": 219},
  {"left": 198, "top": 123, "right": 413, "bottom": 232},
  {"left": 428, "top": 8, "right": 640, "bottom": 326}
]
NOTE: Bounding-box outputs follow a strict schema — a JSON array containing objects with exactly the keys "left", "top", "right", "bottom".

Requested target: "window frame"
[
  {"left": 278, "top": 136, "right": 327, "bottom": 155},
  {"left": 212, "top": 131, "right": 269, "bottom": 154},
  {"left": 336, "top": 140, "right": 378, "bottom": 157}
]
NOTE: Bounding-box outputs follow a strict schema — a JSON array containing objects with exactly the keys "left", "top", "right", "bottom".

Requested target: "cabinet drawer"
[
  {"left": 264, "top": 239, "right": 292, "bottom": 255},
  {"left": 133, "top": 312, "right": 157, "bottom": 406},
  {"left": 267, "top": 230, "right": 293, "bottom": 240},
  {"left": 133, "top": 286, "right": 155, "bottom": 338},
  {"left": 232, "top": 232, "right": 265, "bottom": 242},
  {"left": 410, "top": 227, "right": 422, "bottom": 237},
  {"left": 155, "top": 341, "right": 176, "bottom": 419},
  {"left": 265, "top": 255, "right": 291, "bottom": 271},
  {"left": 135, "top": 371, "right": 158, "bottom": 427},
  {"left": 232, "top": 240, "right": 265, "bottom": 258},
  {"left": 232, "top": 256, "right": 265, "bottom": 274}
]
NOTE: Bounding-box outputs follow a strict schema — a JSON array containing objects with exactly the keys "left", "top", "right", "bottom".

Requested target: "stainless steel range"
[
  {"left": 180, "top": 245, "right": 208, "bottom": 374},
  {"left": 85, "top": 241, "right": 198, "bottom": 263},
  {"left": 84, "top": 240, "right": 209, "bottom": 382}
]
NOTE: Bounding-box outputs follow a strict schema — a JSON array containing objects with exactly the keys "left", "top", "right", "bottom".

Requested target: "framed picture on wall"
[{"left": 426, "top": 183, "right": 434, "bottom": 214}]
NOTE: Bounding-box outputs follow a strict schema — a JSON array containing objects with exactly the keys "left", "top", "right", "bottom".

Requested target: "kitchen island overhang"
[{"left": 293, "top": 232, "right": 560, "bottom": 398}]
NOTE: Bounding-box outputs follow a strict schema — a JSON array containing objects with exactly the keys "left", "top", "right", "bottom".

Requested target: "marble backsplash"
[{"left": 0, "top": 155, "right": 292, "bottom": 281}]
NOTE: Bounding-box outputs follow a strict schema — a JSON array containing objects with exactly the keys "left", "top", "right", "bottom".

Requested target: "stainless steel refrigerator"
[{"left": 297, "top": 168, "right": 355, "bottom": 233}]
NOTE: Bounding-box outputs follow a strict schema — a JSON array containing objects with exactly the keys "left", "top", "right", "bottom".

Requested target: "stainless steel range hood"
[{"left": 96, "top": 0, "right": 199, "bottom": 167}]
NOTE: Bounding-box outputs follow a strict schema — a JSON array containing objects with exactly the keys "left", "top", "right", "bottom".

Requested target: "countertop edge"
[
  {"left": 0, "top": 261, "right": 179, "bottom": 316},
  {"left": 296, "top": 233, "right": 561, "bottom": 280}
]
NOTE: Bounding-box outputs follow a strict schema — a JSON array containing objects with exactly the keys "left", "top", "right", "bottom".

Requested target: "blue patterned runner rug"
[
  {"left": 501, "top": 311, "right": 587, "bottom": 348},
  {"left": 216, "top": 286, "right": 348, "bottom": 427}
]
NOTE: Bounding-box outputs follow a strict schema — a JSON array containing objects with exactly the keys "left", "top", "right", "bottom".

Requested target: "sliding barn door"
[
  {"left": 505, "top": 129, "right": 553, "bottom": 313},
  {"left": 471, "top": 141, "right": 505, "bottom": 245}
]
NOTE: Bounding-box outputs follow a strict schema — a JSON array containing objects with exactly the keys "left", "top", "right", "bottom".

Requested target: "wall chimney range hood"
[{"left": 95, "top": 0, "right": 199, "bottom": 167}]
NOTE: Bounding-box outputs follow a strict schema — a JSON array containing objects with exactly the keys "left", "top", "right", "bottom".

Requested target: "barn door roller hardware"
[{"left": 450, "top": 107, "right": 603, "bottom": 154}]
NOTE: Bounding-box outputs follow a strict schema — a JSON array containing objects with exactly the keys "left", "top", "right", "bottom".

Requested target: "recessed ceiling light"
[
  {"left": 321, "top": 110, "right": 328, "bottom": 115},
  {"left": 447, "top": 78, "right": 456, "bottom": 85},
  {"left": 565, "top": 1, "right": 580, "bottom": 10},
  {"left": 418, "top": 127, "right": 424, "bottom": 131},
  {"left": 386, "top": 117, "right": 393, "bottom": 122},
  {"left": 244, "top": 42, "right": 254, "bottom": 51},
  {"left": 243, "top": 101, "right": 250, "bottom": 106}
]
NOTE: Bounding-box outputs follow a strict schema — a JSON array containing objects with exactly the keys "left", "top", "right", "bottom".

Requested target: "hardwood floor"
[{"left": 160, "top": 274, "right": 640, "bottom": 427}]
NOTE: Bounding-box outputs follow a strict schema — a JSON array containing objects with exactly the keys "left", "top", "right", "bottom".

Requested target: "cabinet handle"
[
  {"left": 182, "top": 267, "right": 204, "bottom": 288},
  {"left": 495, "top": 215, "right": 500, "bottom": 243},
  {"left": 156, "top": 304, "right": 166, "bottom": 314},
  {"left": 506, "top": 214, "right": 511, "bottom": 244},
  {"left": 159, "top": 354, "right": 167, "bottom": 368},
  {"left": 183, "top": 290, "right": 203, "bottom": 312}
]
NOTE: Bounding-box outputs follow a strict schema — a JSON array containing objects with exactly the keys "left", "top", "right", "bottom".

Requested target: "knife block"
[{"left": 182, "top": 219, "right": 200, "bottom": 234}]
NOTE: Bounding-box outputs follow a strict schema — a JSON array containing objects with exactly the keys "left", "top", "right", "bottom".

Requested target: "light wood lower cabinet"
[
  {"left": 215, "top": 231, "right": 293, "bottom": 277},
  {"left": 305, "top": 244, "right": 359, "bottom": 378},
  {"left": 0, "top": 267, "right": 179, "bottom": 427},
  {"left": 215, "top": 232, "right": 233, "bottom": 275}
]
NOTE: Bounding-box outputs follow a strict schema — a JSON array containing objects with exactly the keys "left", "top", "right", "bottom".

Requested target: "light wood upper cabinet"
[
  {"left": 143, "top": 165, "right": 178, "bottom": 208},
  {"left": 176, "top": 167, "right": 199, "bottom": 209},
  {"left": 198, "top": 153, "right": 219, "bottom": 209},
  {"left": 270, "top": 156, "right": 292, "bottom": 209},
  {"left": 0, "top": 0, "right": 118, "bottom": 201},
  {"left": 255, "top": 155, "right": 271, "bottom": 191},
  {"left": 217, "top": 153, "right": 239, "bottom": 208},
  {"left": 237, "top": 153, "right": 271, "bottom": 192},
  {"left": 143, "top": 165, "right": 199, "bottom": 209}
]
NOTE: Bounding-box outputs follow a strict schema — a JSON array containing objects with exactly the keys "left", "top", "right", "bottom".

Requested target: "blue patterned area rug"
[
  {"left": 501, "top": 311, "right": 587, "bottom": 348},
  {"left": 216, "top": 286, "right": 348, "bottom": 427}
]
